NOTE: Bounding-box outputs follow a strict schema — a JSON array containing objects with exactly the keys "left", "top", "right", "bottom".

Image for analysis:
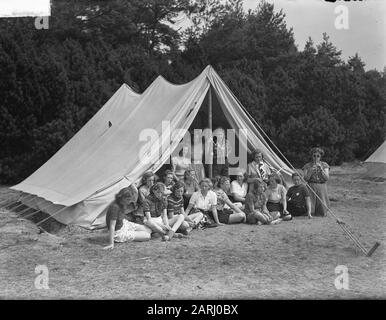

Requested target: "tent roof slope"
[
  {"left": 365, "top": 141, "right": 386, "bottom": 164},
  {"left": 11, "top": 66, "right": 292, "bottom": 208}
]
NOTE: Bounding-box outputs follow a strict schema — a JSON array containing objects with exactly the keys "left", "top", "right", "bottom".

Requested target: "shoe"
[{"left": 174, "top": 233, "right": 188, "bottom": 239}]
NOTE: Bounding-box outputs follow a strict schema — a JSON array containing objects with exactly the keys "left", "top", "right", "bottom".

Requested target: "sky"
[{"left": 243, "top": 0, "right": 386, "bottom": 71}]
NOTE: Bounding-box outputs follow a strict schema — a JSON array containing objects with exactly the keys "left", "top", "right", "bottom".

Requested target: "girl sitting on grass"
[
  {"left": 167, "top": 181, "right": 203, "bottom": 234},
  {"left": 143, "top": 182, "right": 185, "bottom": 241},
  {"left": 104, "top": 187, "right": 152, "bottom": 250},
  {"left": 244, "top": 180, "right": 276, "bottom": 225},
  {"left": 212, "top": 176, "right": 246, "bottom": 224}
]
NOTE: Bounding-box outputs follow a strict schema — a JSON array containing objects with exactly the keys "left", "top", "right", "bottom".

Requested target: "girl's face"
[
  {"left": 293, "top": 176, "right": 301, "bottom": 186},
  {"left": 237, "top": 173, "right": 244, "bottom": 183},
  {"left": 221, "top": 180, "right": 230, "bottom": 192},
  {"left": 312, "top": 152, "right": 321, "bottom": 162},
  {"left": 165, "top": 174, "right": 173, "bottom": 185},
  {"left": 153, "top": 189, "right": 163, "bottom": 200},
  {"left": 146, "top": 176, "right": 155, "bottom": 187},
  {"left": 216, "top": 131, "right": 224, "bottom": 142},
  {"left": 174, "top": 187, "right": 184, "bottom": 199},
  {"left": 256, "top": 184, "right": 264, "bottom": 194},
  {"left": 182, "top": 146, "right": 189, "bottom": 157},
  {"left": 200, "top": 182, "right": 210, "bottom": 193},
  {"left": 254, "top": 153, "right": 263, "bottom": 163},
  {"left": 269, "top": 176, "right": 277, "bottom": 186}
]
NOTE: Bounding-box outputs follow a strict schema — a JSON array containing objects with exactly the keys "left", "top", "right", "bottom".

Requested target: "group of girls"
[{"left": 104, "top": 146, "right": 330, "bottom": 249}]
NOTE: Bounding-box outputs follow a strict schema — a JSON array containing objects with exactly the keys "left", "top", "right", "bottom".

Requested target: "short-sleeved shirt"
[
  {"left": 138, "top": 185, "right": 150, "bottom": 204},
  {"left": 247, "top": 161, "right": 272, "bottom": 181},
  {"left": 105, "top": 203, "right": 125, "bottom": 231},
  {"left": 287, "top": 184, "right": 310, "bottom": 208},
  {"left": 143, "top": 194, "right": 168, "bottom": 218},
  {"left": 167, "top": 194, "right": 184, "bottom": 215},
  {"left": 189, "top": 190, "right": 217, "bottom": 211},
  {"left": 214, "top": 188, "right": 230, "bottom": 211},
  {"left": 245, "top": 192, "right": 267, "bottom": 214},
  {"left": 302, "top": 161, "right": 329, "bottom": 183},
  {"left": 230, "top": 180, "right": 248, "bottom": 198},
  {"left": 265, "top": 184, "right": 286, "bottom": 203}
]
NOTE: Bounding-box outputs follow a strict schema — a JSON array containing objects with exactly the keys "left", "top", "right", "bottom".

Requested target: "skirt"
[{"left": 308, "top": 183, "right": 330, "bottom": 217}]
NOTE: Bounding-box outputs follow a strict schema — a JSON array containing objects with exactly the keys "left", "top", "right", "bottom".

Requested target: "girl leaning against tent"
[
  {"left": 104, "top": 186, "right": 152, "bottom": 250},
  {"left": 142, "top": 182, "right": 185, "bottom": 241}
]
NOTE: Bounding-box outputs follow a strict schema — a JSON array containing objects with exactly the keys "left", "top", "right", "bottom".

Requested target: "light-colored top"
[
  {"left": 172, "top": 156, "right": 191, "bottom": 178},
  {"left": 213, "top": 188, "right": 230, "bottom": 211},
  {"left": 247, "top": 161, "right": 272, "bottom": 181},
  {"left": 230, "top": 180, "right": 248, "bottom": 198},
  {"left": 265, "top": 184, "right": 286, "bottom": 203},
  {"left": 189, "top": 190, "right": 217, "bottom": 211},
  {"left": 302, "top": 161, "right": 330, "bottom": 184}
]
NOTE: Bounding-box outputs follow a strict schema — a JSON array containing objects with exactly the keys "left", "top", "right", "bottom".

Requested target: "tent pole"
[{"left": 208, "top": 86, "right": 213, "bottom": 179}]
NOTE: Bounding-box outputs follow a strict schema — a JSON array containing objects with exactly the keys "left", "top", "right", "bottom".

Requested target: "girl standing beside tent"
[
  {"left": 302, "top": 147, "right": 330, "bottom": 217},
  {"left": 171, "top": 144, "right": 191, "bottom": 181},
  {"left": 104, "top": 187, "right": 152, "bottom": 250},
  {"left": 143, "top": 182, "right": 185, "bottom": 241}
]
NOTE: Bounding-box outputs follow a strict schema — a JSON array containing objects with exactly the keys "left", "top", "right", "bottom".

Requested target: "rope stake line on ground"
[{"left": 232, "top": 91, "right": 380, "bottom": 257}]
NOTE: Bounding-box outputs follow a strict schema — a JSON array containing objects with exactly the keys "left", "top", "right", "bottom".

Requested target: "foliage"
[{"left": 0, "top": 0, "right": 385, "bottom": 183}]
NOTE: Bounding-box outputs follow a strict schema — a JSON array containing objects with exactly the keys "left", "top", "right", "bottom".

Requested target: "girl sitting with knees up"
[
  {"left": 167, "top": 181, "right": 203, "bottom": 235},
  {"left": 244, "top": 180, "right": 278, "bottom": 225},
  {"left": 143, "top": 182, "right": 185, "bottom": 241},
  {"left": 265, "top": 173, "right": 292, "bottom": 222},
  {"left": 104, "top": 187, "right": 152, "bottom": 250},
  {"left": 212, "top": 176, "right": 246, "bottom": 224}
]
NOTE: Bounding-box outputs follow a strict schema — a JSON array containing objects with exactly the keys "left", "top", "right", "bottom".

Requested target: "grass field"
[{"left": 0, "top": 163, "right": 385, "bottom": 299}]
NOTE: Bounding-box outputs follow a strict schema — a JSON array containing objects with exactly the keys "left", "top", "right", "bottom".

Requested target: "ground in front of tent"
[{"left": 0, "top": 163, "right": 385, "bottom": 299}]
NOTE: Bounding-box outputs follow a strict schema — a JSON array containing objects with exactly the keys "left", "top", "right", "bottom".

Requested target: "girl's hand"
[
  {"left": 216, "top": 222, "right": 226, "bottom": 226},
  {"left": 283, "top": 209, "right": 289, "bottom": 216},
  {"left": 103, "top": 244, "right": 114, "bottom": 250}
]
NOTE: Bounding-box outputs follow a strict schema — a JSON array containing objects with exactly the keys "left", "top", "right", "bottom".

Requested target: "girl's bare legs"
[
  {"left": 188, "top": 212, "right": 204, "bottom": 225},
  {"left": 228, "top": 211, "right": 246, "bottom": 224},
  {"left": 168, "top": 214, "right": 185, "bottom": 232},
  {"left": 132, "top": 231, "right": 152, "bottom": 241},
  {"left": 144, "top": 219, "right": 166, "bottom": 235}
]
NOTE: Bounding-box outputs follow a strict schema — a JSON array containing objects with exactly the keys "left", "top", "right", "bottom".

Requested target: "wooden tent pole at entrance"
[{"left": 208, "top": 86, "right": 213, "bottom": 179}]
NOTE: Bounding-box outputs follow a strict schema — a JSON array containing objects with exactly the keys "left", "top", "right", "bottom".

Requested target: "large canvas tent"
[
  {"left": 363, "top": 141, "right": 386, "bottom": 179},
  {"left": 11, "top": 66, "right": 293, "bottom": 229}
]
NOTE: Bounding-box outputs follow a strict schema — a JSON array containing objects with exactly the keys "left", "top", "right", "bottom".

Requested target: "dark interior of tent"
[{"left": 156, "top": 88, "right": 250, "bottom": 181}]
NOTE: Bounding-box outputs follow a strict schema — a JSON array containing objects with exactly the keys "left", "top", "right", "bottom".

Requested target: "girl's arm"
[
  {"left": 162, "top": 209, "right": 171, "bottom": 229},
  {"left": 185, "top": 203, "right": 193, "bottom": 216},
  {"left": 232, "top": 192, "right": 245, "bottom": 203},
  {"left": 303, "top": 165, "right": 313, "bottom": 182},
  {"left": 305, "top": 196, "right": 312, "bottom": 218},
  {"left": 103, "top": 220, "right": 116, "bottom": 250},
  {"left": 225, "top": 198, "right": 241, "bottom": 213},
  {"left": 211, "top": 206, "right": 223, "bottom": 225},
  {"left": 281, "top": 186, "right": 288, "bottom": 213}
]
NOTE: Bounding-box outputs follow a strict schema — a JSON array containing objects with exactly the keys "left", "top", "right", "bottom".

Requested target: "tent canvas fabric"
[
  {"left": 11, "top": 66, "right": 293, "bottom": 229},
  {"left": 363, "top": 141, "right": 386, "bottom": 179}
]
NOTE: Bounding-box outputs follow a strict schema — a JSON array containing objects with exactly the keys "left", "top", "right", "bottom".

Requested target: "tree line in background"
[{"left": 0, "top": 0, "right": 385, "bottom": 183}]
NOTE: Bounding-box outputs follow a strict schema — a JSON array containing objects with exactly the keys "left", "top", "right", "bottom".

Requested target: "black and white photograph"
[{"left": 0, "top": 0, "right": 385, "bottom": 305}]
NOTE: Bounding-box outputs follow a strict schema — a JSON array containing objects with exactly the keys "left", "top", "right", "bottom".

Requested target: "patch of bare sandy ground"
[{"left": 0, "top": 163, "right": 385, "bottom": 299}]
